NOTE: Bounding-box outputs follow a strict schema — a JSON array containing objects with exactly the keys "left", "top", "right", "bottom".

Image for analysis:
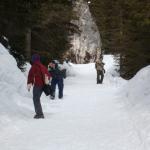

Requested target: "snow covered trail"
[{"left": 0, "top": 59, "right": 144, "bottom": 150}]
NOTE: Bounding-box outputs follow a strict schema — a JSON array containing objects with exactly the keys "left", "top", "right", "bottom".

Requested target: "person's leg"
[
  {"left": 100, "top": 71, "right": 104, "bottom": 83},
  {"left": 51, "top": 79, "right": 57, "bottom": 99},
  {"left": 97, "top": 70, "right": 100, "bottom": 84},
  {"left": 58, "top": 79, "right": 64, "bottom": 98},
  {"left": 33, "top": 86, "right": 44, "bottom": 117}
]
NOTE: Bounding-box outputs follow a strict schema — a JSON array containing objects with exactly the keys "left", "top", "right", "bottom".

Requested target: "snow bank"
[
  {"left": 0, "top": 44, "right": 33, "bottom": 129},
  {"left": 103, "top": 55, "right": 125, "bottom": 86},
  {"left": 0, "top": 44, "right": 27, "bottom": 94},
  {"left": 63, "top": 62, "right": 76, "bottom": 77},
  {"left": 122, "top": 65, "right": 150, "bottom": 109},
  {"left": 120, "top": 65, "right": 150, "bottom": 149}
]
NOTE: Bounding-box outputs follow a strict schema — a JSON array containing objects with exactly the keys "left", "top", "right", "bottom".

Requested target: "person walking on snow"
[
  {"left": 95, "top": 58, "right": 105, "bottom": 84},
  {"left": 27, "top": 54, "right": 50, "bottom": 119},
  {"left": 48, "top": 60, "right": 66, "bottom": 100}
]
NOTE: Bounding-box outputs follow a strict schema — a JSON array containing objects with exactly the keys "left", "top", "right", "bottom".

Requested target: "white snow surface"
[{"left": 0, "top": 43, "right": 150, "bottom": 150}]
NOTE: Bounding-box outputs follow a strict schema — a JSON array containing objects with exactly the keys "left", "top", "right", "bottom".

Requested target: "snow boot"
[
  {"left": 50, "top": 95, "right": 55, "bottom": 100},
  {"left": 58, "top": 95, "right": 63, "bottom": 99},
  {"left": 34, "top": 114, "right": 44, "bottom": 119}
]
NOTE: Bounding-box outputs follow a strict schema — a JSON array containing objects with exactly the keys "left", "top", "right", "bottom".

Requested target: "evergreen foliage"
[
  {"left": 0, "top": 0, "right": 75, "bottom": 67},
  {"left": 89, "top": 0, "right": 150, "bottom": 79}
]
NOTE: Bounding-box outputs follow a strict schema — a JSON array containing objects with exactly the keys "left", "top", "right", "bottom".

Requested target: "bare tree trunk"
[{"left": 25, "top": 28, "right": 31, "bottom": 61}]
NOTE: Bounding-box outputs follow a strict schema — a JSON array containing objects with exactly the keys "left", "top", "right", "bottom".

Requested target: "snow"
[
  {"left": 119, "top": 65, "right": 150, "bottom": 149},
  {"left": 0, "top": 43, "right": 150, "bottom": 149}
]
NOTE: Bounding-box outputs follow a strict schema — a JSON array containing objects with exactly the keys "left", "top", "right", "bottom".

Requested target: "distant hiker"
[
  {"left": 48, "top": 60, "right": 66, "bottom": 100},
  {"left": 27, "top": 54, "right": 50, "bottom": 119},
  {"left": 65, "top": 57, "right": 69, "bottom": 63},
  {"left": 95, "top": 59, "right": 105, "bottom": 84}
]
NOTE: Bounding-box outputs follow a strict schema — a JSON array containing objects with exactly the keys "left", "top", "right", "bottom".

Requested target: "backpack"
[{"left": 61, "top": 69, "right": 66, "bottom": 79}]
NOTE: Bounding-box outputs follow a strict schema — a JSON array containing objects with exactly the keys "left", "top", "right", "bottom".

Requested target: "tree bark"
[{"left": 25, "top": 28, "right": 31, "bottom": 61}]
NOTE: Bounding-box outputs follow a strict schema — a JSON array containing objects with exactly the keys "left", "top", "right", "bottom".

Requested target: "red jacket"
[{"left": 27, "top": 61, "right": 51, "bottom": 87}]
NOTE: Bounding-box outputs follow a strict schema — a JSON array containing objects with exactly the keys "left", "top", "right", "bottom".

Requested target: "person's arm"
[
  {"left": 27, "top": 67, "right": 34, "bottom": 91},
  {"left": 102, "top": 63, "right": 105, "bottom": 73},
  {"left": 43, "top": 66, "right": 51, "bottom": 83},
  {"left": 27, "top": 67, "right": 34, "bottom": 85},
  {"left": 103, "top": 69, "right": 106, "bottom": 73}
]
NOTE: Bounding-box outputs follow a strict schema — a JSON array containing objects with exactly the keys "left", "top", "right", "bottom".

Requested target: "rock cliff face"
[{"left": 69, "top": 0, "right": 101, "bottom": 63}]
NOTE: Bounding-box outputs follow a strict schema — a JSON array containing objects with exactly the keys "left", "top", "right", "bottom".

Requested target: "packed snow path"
[{"left": 0, "top": 58, "right": 144, "bottom": 150}]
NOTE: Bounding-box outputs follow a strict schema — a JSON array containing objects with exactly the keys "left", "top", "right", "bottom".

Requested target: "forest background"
[{"left": 0, "top": 0, "right": 149, "bottom": 79}]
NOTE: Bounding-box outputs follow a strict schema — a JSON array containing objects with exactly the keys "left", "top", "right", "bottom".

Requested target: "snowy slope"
[
  {"left": 122, "top": 66, "right": 150, "bottom": 108},
  {"left": 120, "top": 65, "right": 150, "bottom": 149},
  {"left": 0, "top": 44, "right": 33, "bottom": 129},
  {"left": 0, "top": 43, "right": 150, "bottom": 150}
]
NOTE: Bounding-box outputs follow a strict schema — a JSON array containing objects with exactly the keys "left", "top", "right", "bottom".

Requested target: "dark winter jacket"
[
  {"left": 27, "top": 61, "right": 50, "bottom": 87},
  {"left": 49, "top": 64, "right": 66, "bottom": 80}
]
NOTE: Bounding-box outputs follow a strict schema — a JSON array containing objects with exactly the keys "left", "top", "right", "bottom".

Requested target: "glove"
[
  {"left": 27, "top": 83, "right": 32, "bottom": 91},
  {"left": 44, "top": 74, "right": 50, "bottom": 85}
]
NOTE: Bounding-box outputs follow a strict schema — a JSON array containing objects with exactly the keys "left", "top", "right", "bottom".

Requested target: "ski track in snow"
[{"left": 0, "top": 58, "right": 145, "bottom": 150}]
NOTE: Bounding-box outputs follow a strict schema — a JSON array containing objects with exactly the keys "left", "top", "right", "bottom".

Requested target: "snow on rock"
[{"left": 69, "top": 0, "right": 101, "bottom": 63}]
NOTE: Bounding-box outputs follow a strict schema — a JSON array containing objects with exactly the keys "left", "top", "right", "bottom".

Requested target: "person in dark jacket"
[
  {"left": 48, "top": 60, "right": 66, "bottom": 99},
  {"left": 27, "top": 54, "right": 50, "bottom": 119}
]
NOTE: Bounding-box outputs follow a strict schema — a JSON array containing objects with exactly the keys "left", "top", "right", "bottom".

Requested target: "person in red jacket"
[{"left": 27, "top": 54, "right": 50, "bottom": 119}]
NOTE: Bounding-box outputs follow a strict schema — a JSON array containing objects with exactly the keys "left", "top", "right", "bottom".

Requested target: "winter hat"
[{"left": 31, "top": 54, "right": 40, "bottom": 63}]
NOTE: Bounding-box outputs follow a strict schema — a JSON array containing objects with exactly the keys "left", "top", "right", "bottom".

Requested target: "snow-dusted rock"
[{"left": 69, "top": 0, "right": 101, "bottom": 63}]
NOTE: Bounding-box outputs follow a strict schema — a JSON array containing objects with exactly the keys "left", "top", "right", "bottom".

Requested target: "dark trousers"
[
  {"left": 51, "top": 78, "right": 64, "bottom": 98},
  {"left": 33, "top": 86, "right": 43, "bottom": 115},
  {"left": 97, "top": 70, "right": 104, "bottom": 84}
]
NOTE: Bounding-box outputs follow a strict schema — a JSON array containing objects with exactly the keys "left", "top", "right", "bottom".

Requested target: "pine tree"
[
  {"left": 0, "top": 0, "right": 76, "bottom": 66},
  {"left": 89, "top": 0, "right": 150, "bottom": 79}
]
